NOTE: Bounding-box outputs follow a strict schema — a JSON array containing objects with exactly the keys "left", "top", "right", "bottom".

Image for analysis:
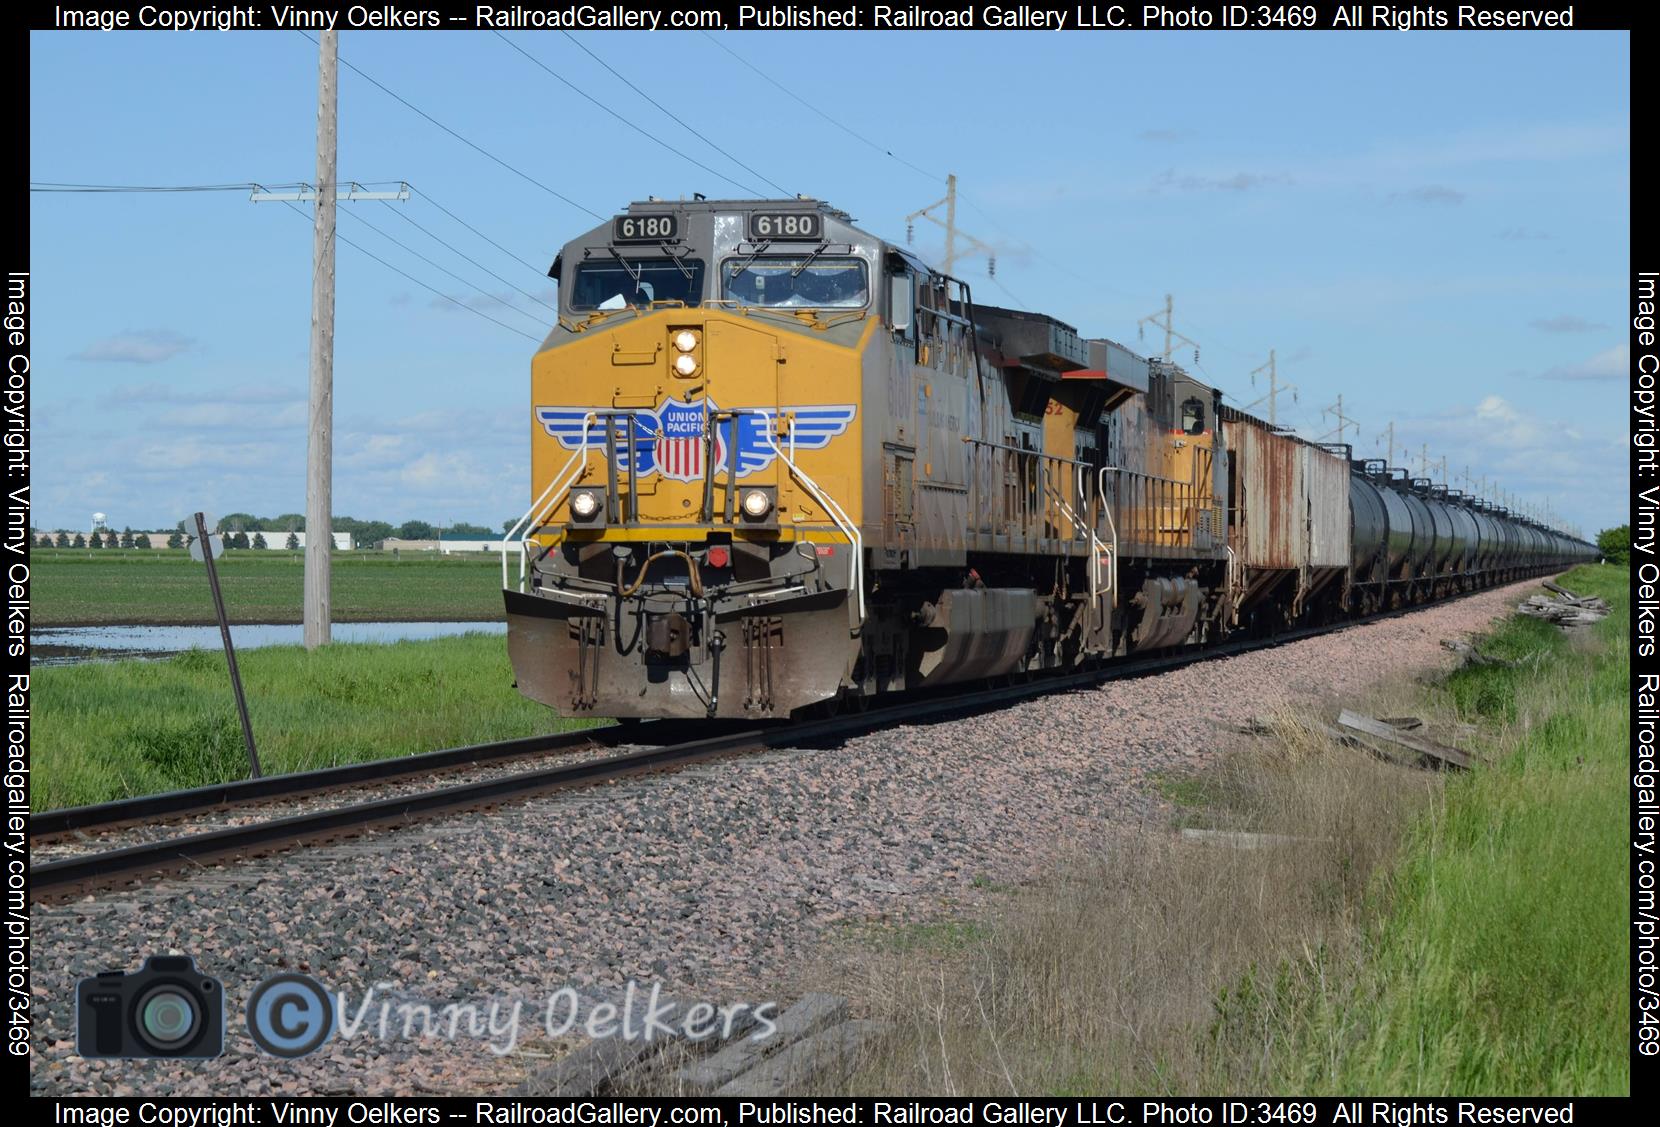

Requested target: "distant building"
[
  {"left": 383, "top": 534, "right": 508, "bottom": 555},
  {"left": 253, "top": 531, "right": 355, "bottom": 551}
]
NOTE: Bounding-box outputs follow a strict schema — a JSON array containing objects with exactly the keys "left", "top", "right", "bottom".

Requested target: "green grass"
[
  {"left": 30, "top": 632, "right": 590, "bottom": 811},
  {"left": 31, "top": 549, "right": 508, "bottom": 625},
  {"left": 837, "top": 566, "right": 1630, "bottom": 1097},
  {"left": 1274, "top": 564, "right": 1630, "bottom": 1094}
]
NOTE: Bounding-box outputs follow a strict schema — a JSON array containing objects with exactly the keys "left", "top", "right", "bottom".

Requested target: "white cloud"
[
  {"left": 1530, "top": 314, "right": 1608, "bottom": 334},
  {"left": 156, "top": 401, "right": 306, "bottom": 429},
  {"left": 105, "top": 381, "right": 302, "bottom": 406},
  {"left": 1388, "top": 394, "right": 1627, "bottom": 531},
  {"left": 73, "top": 330, "right": 193, "bottom": 364},
  {"left": 1540, "top": 343, "right": 1627, "bottom": 382},
  {"left": 1152, "top": 169, "right": 1290, "bottom": 193},
  {"left": 1388, "top": 184, "right": 1465, "bottom": 206}
]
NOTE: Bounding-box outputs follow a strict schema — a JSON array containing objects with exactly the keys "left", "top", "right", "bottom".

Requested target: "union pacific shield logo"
[
  {"left": 652, "top": 398, "right": 726, "bottom": 482},
  {"left": 535, "top": 398, "right": 856, "bottom": 482}
]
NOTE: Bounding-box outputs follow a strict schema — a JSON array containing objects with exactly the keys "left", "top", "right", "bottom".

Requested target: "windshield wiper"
[
  {"left": 657, "top": 242, "right": 693, "bottom": 281},
  {"left": 605, "top": 247, "right": 642, "bottom": 286},
  {"left": 726, "top": 240, "right": 772, "bottom": 290},
  {"left": 790, "top": 242, "right": 831, "bottom": 278}
]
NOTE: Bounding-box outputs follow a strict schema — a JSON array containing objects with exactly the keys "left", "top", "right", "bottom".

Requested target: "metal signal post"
[{"left": 194, "top": 511, "right": 262, "bottom": 779}]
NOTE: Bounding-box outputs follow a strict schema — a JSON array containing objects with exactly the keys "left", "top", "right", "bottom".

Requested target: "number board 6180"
[
  {"left": 748, "top": 212, "right": 822, "bottom": 241},
  {"left": 613, "top": 215, "right": 678, "bottom": 242}
]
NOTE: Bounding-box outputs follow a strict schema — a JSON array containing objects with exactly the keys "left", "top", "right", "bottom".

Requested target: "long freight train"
[{"left": 501, "top": 198, "right": 1596, "bottom": 719}]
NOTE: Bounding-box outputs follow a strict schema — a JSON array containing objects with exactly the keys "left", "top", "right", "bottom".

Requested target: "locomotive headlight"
[
  {"left": 570, "top": 489, "right": 601, "bottom": 520},
  {"left": 741, "top": 489, "right": 773, "bottom": 518},
  {"left": 673, "top": 353, "right": 699, "bottom": 377},
  {"left": 672, "top": 330, "right": 698, "bottom": 353}
]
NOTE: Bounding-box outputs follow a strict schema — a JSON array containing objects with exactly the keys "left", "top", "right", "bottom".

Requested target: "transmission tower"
[{"left": 905, "top": 173, "right": 997, "bottom": 278}]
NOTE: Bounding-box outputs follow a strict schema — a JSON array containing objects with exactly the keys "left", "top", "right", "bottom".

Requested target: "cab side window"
[
  {"left": 1181, "top": 397, "right": 1205, "bottom": 436},
  {"left": 889, "top": 268, "right": 915, "bottom": 341}
]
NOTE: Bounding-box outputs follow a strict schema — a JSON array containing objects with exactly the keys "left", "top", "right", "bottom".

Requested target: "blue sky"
[{"left": 29, "top": 29, "right": 1630, "bottom": 536}]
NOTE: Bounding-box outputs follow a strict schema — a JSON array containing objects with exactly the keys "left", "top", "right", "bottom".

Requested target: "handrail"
[
  {"left": 747, "top": 411, "right": 865, "bottom": 630},
  {"left": 1079, "top": 463, "right": 1117, "bottom": 613},
  {"left": 1042, "top": 473, "right": 1107, "bottom": 610},
  {"left": 963, "top": 435, "right": 1093, "bottom": 469},
  {"left": 502, "top": 413, "right": 595, "bottom": 590},
  {"left": 1097, "top": 465, "right": 1195, "bottom": 489}
]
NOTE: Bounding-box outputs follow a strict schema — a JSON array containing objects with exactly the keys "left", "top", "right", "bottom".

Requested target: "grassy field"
[
  {"left": 836, "top": 565, "right": 1629, "bottom": 1096},
  {"left": 31, "top": 633, "right": 591, "bottom": 811},
  {"left": 30, "top": 548, "right": 507, "bottom": 625},
  {"left": 1280, "top": 563, "right": 1629, "bottom": 1094}
]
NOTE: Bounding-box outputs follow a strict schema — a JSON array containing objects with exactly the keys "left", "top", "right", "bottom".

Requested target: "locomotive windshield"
[
  {"left": 722, "top": 256, "right": 868, "bottom": 309},
  {"left": 571, "top": 258, "right": 706, "bottom": 310}
]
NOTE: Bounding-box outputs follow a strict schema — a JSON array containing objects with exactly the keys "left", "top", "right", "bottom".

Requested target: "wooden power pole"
[{"left": 305, "top": 30, "right": 338, "bottom": 651}]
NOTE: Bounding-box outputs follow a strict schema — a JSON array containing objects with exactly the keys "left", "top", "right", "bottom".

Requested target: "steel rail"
[
  {"left": 28, "top": 722, "right": 694, "bottom": 841},
  {"left": 29, "top": 578, "right": 1557, "bottom": 901}
]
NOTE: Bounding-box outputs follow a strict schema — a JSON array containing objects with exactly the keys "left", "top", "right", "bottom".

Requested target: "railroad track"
[{"left": 26, "top": 596, "right": 1498, "bottom": 902}]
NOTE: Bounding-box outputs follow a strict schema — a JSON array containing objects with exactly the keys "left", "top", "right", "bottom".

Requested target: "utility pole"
[
  {"left": 1137, "top": 294, "right": 1202, "bottom": 364},
  {"left": 1418, "top": 444, "right": 1430, "bottom": 478},
  {"left": 1317, "top": 394, "right": 1357, "bottom": 445},
  {"left": 305, "top": 29, "right": 338, "bottom": 651},
  {"left": 905, "top": 173, "right": 997, "bottom": 279},
  {"left": 1378, "top": 421, "right": 1398, "bottom": 468},
  {"left": 1243, "top": 348, "right": 1297, "bottom": 425}
]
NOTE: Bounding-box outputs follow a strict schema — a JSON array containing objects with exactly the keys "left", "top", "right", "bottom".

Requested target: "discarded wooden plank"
[
  {"left": 1379, "top": 716, "right": 1424, "bottom": 730},
  {"left": 515, "top": 1032, "right": 667, "bottom": 1096},
  {"left": 1180, "top": 828, "right": 1327, "bottom": 849},
  {"left": 1337, "top": 709, "right": 1474, "bottom": 770},
  {"left": 677, "top": 993, "right": 849, "bottom": 1094},
  {"left": 1543, "top": 580, "right": 1581, "bottom": 600},
  {"left": 715, "top": 1019, "right": 886, "bottom": 1096},
  {"left": 1308, "top": 719, "right": 1367, "bottom": 750}
]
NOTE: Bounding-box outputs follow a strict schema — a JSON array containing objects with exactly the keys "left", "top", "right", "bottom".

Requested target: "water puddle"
[{"left": 30, "top": 621, "right": 507, "bottom": 666}]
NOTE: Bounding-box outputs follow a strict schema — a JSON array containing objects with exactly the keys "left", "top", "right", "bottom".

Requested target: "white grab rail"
[
  {"left": 502, "top": 413, "right": 595, "bottom": 590},
  {"left": 1043, "top": 468, "right": 1110, "bottom": 611},
  {"left": 750, "top": 411, "right": 865, "bottom": 630}
]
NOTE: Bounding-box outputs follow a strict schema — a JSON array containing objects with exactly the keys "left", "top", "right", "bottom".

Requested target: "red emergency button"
[{"left": 706, "top": 546, "right": 730, "bottom": 568}]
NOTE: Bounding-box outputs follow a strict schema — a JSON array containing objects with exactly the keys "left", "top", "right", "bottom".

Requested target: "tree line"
[
  {"left": 33, "top": 512, "right": 527, "bottom": 551},
  {"left": 204, "top": 513, "right": 512, "bottom": 543}
]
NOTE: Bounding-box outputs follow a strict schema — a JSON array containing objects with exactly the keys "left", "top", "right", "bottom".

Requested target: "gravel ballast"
[{"left": 29, "top": 582, "right": 1534, "bottom": 1095}]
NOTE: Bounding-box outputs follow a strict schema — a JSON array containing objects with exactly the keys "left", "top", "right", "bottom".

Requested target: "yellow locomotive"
[{"left": 502, "top": 197, "right": 1592, "bottom": 719}]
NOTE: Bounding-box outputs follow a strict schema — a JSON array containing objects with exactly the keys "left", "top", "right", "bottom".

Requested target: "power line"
[
  {"left": 274, "top": 199, "right": 542, "bottom": 343},
  {"left": 698, "top": 34, "right": 1180, "bottom": 326},
  {"left": 379, "top": 200, "right": 557, "bottom": 314},
  {"left": 336, "top": 205, "right": 551, "bottom": 328},
  {"left": 493, "top": 32, "right": 764, "bottom": 198},
  {"left": 31, "top": 181, "right": 306, "bottom": 193},
  {"left": 557, "top": 31, "right": 792, "bottom": 198},
  {"left": 299, "top": 31, "right": 604, "bottom": 221},
  {"left": 700, "top": 32, "right": 940, "bottom": 183},
  {"left": 412, "top": 187, "right": 549, "bottom": 278}
]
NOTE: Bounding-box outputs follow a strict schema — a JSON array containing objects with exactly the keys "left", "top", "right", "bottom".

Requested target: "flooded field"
[{"left": 30, "top": 621, "right": 508, "bottom": 665}]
